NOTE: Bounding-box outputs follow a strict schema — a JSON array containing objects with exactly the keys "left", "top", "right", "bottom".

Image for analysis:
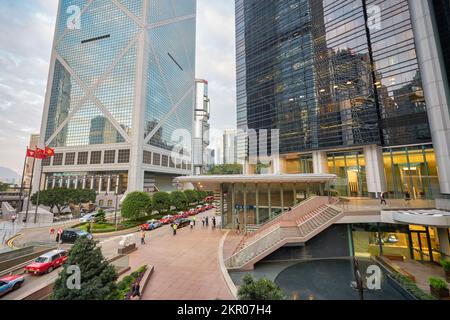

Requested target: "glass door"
[{"left": 411, "top": 231, "right": 431, "bottom": 261}]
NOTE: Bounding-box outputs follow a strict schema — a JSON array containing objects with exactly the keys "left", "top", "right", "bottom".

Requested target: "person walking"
[
  {"left": 380, "top": 192, "right": 387, "bottom": 205},
  {"left": 141, "top": 229, "right": 146, "bottom": 245},
  {"left": 190, "top": 220, "right": 194, "bottom": 229},
  {"left": 172, "top": 223, "right": 178, "bottom": 236},
  {"left": 193, "top": 216, "right": 196, "bottom": 226},
  {"left": 212, "top": 216, "right": 216, "bottom": 229},
  {"left": 202, "top": 217, "right": 205, "bottom": 227},
  {"left": 205, "top": 216, "right": 209, "bottom": 226}
]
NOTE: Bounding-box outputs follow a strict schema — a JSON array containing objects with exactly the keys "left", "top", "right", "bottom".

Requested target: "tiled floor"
[{"left": 126, "top": 212, "right": 235, "bottom": 300}]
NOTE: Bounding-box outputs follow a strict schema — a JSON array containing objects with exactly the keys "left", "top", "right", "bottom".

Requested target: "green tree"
[
  {"left": 95, "top": 209, "right": 106, "bottom": 224},
  {"left": 31, "top": 188, "right": 72, "bottom": 215},
  {"left": 52, "top": 237, "right": 118, "bottom": 300},
  {"left": 152, "top": 191, "right": 171, "bottom": 213},
  {"left": 207, "top": 164, "right": 243, "bottom": 175},
  {"left": 170, "top": 191, "right": 188, "bottom": 210},
  {"left": 237, "top": 274, "right": 286, "bottom": 300},
  {"left": 121, "top": 191, "right": 152, "bottom": 220},
  {"left": 196, "top": 190, "right": 209, "bottom": 204},
  {"left": 71, "top": 189, "right": 96, "bottom": 207},
  {"left": 184, "top": 189, "right": 198, "bottom": 205},
  {"left": 0, "top": 182, "right": 9, "bottom": 192}
]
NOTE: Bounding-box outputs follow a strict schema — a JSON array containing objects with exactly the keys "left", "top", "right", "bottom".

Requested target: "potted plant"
[
  {"left": 440, "top": 259, "right": 450, "bottom": 282},
  {"left": 428, "top": 277, "right": 450, "bottom": 299}
]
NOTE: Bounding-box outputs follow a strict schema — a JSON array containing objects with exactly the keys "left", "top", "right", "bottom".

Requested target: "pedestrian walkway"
[
  {"left": 126, "top": 211, "right": 235, "bottom": 300},
  {"left": 392, "top": 259, "right": 446, "bottom": 293}
]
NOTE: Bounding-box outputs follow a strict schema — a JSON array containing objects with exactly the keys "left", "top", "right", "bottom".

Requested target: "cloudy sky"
[{"left": 0, "top": 0, "right": 236, "bottom": 174}]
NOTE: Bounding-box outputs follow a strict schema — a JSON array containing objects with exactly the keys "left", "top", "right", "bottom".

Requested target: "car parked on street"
[
  {"left": 186, "top": 208, "right": 197, "bottom": 216},
  {"left": 196, "top": 205, "right": 205, "bottom": 213},
  {"left": 141, "top": 219, "right": 163, "bottom": 231},
  {"left": 0, "top": 275, "right": 25, "bottom": 297},
  {"left": 60, "top": 228, "right": 93, "bottom": 244},
  {"left": 24, "top": 249, "right": 68, "bottom": 275},
  {"left": 160, "top": 215, "right": 175, "bottom": 224},
  {"left": 172, "top": 218, "right": 191, "bottom": 229},
  {"left": 79, "top": 212, "right": 97, "bottom": 223}
]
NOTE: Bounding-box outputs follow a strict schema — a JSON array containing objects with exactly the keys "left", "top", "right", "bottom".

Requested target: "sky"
[{"left": 0, "top": 0, "right": 236, "bottom": 174}]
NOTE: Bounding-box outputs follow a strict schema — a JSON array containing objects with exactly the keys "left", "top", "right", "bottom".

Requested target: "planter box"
[
  {"left": 430, "top": 286, "right": 450, "bottom": 299},
  {"left": 118, "top": 243, "right": 136, "bottom": 255}
]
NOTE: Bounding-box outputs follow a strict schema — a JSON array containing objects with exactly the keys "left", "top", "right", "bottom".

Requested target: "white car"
[{"left": 79, "top": 213, "right": 96, "bottom": 223}]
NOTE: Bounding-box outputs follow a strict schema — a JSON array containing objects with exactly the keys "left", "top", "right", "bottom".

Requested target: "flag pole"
[
  {"left": 34, "top": 156, "right": 45, "bottom": 224},
  {"left": 16, "top": 147, "right": 29, "bottom": 214},
  {"left": 25, "top": 154, "right": 36, "bottom": 221}
]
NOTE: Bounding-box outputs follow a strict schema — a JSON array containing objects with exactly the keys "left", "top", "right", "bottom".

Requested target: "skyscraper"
[
  {"left": 193, "top": 79, "right": 211, "bottom": 175},
  {"left": 235, "top": 0, "right": 450, "bottom": 202},
  {"left": 34, "top": 0, "right": 197, "bottom": 196}
]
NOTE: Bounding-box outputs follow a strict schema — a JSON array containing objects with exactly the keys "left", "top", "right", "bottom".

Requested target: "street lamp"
[{"left": 114, "top": 175, "right": 120, "bottom": 231}]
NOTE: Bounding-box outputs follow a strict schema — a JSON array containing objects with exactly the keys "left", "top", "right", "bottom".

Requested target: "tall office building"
[
  {"left": 235, "top": 0, "right": 450, "bottom": 202},
  {"left": 193, "top": 79, "right": 211, "bottom": 175},
  {"left": 34, "top": 0, "right": 197, "bottom": 196}
]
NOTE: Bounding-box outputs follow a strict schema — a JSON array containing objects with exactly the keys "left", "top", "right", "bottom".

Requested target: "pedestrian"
[
  {"left": 205, "top": 216, "right": 209, "bottom": 226},
  {"left": 55, "top": 233, "right": 60, "bottom": 243},
  {"left": 236, "top": 222, "right": 240, "bottom": 235},
  {"left": 141, "top": 229, "right": 146, "bottom": 245},
  {"left": 193, "top": 216, "right": 196, "bottom": 226},
  {"left": 173, "top": 223, "right": 178, "bottom": 236},
  {"left": 133, "top": 282, "right": 141, "bottom": 298},
  {"left": 11, "top": 215, "right": 16, "bottom": 224},
  {"left": 202, "top": 217, "right": 205, "bottom": 227},
  {"left": 190, "top": 220, "right": 194, "bottom": 229},
  {"left": 405, "top": 191, "right": 411, "bottom": 205},
  {"left": 380, "top": 192, "right": 387, "bottom": 205},
  {"left": 212, "top": 216, "right": 216, "bottom": 228}
]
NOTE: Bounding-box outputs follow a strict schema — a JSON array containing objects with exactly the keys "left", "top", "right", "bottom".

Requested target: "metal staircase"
[{"left": 225, "top": 196, "right": 344, "bottom": 270}]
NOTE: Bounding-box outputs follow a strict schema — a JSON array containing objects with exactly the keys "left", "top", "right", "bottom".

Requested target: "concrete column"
[
  {"left": 52, "top": 176, "right": 56, "bottom": 189},
  {"left": 272, "top": 155, "right": 280, "bottom": 174},
  {"left": 268, "top": 184, "right": 272, "bottom": 220},
  {"left": 98, "top": 177, "right": 103, "bottom": 194},
  {"left": 67, "top": 177, "right": 71, "bottom": 189},
  {"left": 364, "top": 145, "right": 387, "bottom": 195},
  {"left": 74, "top": 177, "right": 79, "bottom": 189},
  {"left": 255, "top": 184, "right": 259, "bottom": 225},
  {"left": 115, "top": 175, "right": 120, "bottom": 194},
  {"left": 437, "top": 228, "right": 450, "bottom": 256},
  {"left": 409, "top": 0, "right": 450, "bottom": 195},
  {"left": 107, "top": 176, "right": 112, "bottom": 194},
  {"left": 59, "top": 177, "right": 63, "bottom": 188},
  {"left": 90, "top": 176, "right": 94, "bottom": 190},
  {"left": 280, "top": 183, "right": 284, "bottom": 212},
  {"left": 312, "top": 151, "right": 328, "bottom": 174},
  {"left": 243, "top": 184, "right": 247, "bottom": 226},
  {"left": 82, "top": 176, "right": 87, "bottom": 189}
]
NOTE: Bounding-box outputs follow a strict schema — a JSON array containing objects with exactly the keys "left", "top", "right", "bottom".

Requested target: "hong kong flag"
[
  {"left": 26, "top": 148, "right": 36, "bottom": 158},
  {"left": 35, "top": 147, "right": 47, "bottom": 159},
  {"left": 45, "top": 146, "right": 55, "bottom": 158}
]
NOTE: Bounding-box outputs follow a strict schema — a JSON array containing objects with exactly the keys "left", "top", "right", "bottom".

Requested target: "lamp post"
[{"left": 114, "top": 175, "right": 119, "bottom": 231}]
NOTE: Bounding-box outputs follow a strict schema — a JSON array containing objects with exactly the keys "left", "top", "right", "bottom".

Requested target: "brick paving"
[{"left": 126, "top": 211, "right": 235, "bottom": 300}]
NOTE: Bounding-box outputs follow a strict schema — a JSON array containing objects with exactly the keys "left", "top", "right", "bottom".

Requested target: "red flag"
[
  {"left": 45, "top": 146, "right": 55, "bottom": 157},
  {"left": 35, "top": 147, "right": 46, "bottom": 159},
  {"left": 26, "top": 148, "right": 36, "bottom": 158}
]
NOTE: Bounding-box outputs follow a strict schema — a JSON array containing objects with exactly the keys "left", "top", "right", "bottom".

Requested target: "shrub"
[
  {"left": 237, "top": 274, "right": 286, "bottom": 300},
  {"left": 121, "top": 191, "right": 152, "bottom": 220},
  {"left": 95, "top": 209, "right": 106, "bottom": 224},
  {"left": 391, "top": 272, "right": 435, "bottom": 300},
  {"left": 170, "top": 191, "right": 188, "bottom": 210},
  {"left": 152, "top": 192, "right": 171, "bottom": 213},
  {"left": 440, "top": 259, "right": 450, "bottom": 272},
  {"left": 184, "top": 189, "right": 198, "bottom": 205},
  {"left": 428, "top": 277, "right": 448, "bottom": 290},
  {"left": 112, "top": 265, "right": 148, "bottom": 300}
]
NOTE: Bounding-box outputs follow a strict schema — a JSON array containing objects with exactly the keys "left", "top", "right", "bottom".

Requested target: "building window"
[
  {"left": 176, "top": 159, "right": 182, "bottom": 169},
  {"left": 118, "top": 149, "right": 130, "bottom": 163},
  {"left": 162, "top": 155, "right": 169, "bottom": 167},
  {"left": 170, "top": 157, "right": 176, "bottom": 168},
  {"left": 91, "top": 151, "right": 102, "bottom": 164},
  {"left": 104, "top": 150, "right": 116, "bottom": 164},
  {"left": 53, "top": 153, "right": 63, "bottom": 166},
  {"left": 65, "top": 152, "right": 76, "bottom": 166},
  {"left": 143, "top": 151, "right": 152, "bottom": 164},
  {"left": 187, "top": 163, "right": 192, "bottom": 171},
  {"left": 153, "top": 153, "right": 161, "bottom": 166},
  {"left": 77, "top": 152, "right": 88, "bottom": 165},
  {"left": 99, "top": 200, "right": 104, "bottom": 207},
  {"left": 107, "top": 200, "right": 113, "bottom": 207},
  {"left": 182, "top": 161, "right": 186, "bottom": 170},
  {"left": 42, "top": 157, "right": 51, "bottom": 166}
]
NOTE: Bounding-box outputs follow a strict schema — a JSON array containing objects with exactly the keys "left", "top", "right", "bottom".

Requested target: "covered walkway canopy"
[{"left": 176, "top": 174, "right": 337, "bottom": 228}]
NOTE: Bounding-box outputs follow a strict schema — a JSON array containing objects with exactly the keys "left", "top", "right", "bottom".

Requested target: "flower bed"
[{"left": 115, "top": 265, "right": 148, "bottom": 300}]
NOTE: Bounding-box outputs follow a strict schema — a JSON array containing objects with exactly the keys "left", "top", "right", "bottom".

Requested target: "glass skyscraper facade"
[
  {"left": 35, "top": 0, "right": 197, "bottom": 196},
  {"left": 236, "top": 0, "right": 450, "bottom": 199}
]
